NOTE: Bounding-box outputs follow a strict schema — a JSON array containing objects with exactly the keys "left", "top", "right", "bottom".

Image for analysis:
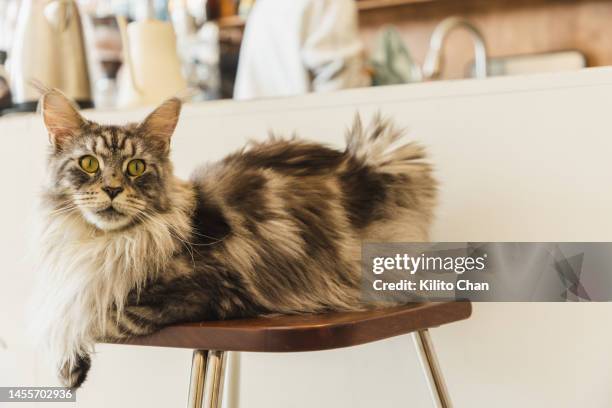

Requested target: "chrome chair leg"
[
  {"left": 188, "top": 350, "right": 208, "bottom": 408},
  {"left": 187, "top": 350, "right": 227, "bottom": 408},
  {"left": 412, "top": 330, "right": 453, "bottom": 408},
  {"left": 203, "top": 350, "right": 227, "bottom": 408},
  {"left": 188, "top": 334, "right": 447, "bottom": 408}
]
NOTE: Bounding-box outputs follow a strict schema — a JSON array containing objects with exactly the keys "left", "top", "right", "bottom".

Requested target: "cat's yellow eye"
[
  {"left": 127, "top": 159, "right": 146, "bottom": 177},
  {"left": 79, "top": 155, "right": 99, "bottom": 173}
]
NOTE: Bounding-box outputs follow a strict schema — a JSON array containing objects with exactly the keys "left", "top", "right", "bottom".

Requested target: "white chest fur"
[{"left": 29, "top": 198, "right": 189, "bottom": 369}]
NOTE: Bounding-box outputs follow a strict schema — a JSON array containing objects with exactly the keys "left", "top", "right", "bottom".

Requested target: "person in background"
[{"left": 234, "top": 0, "right": 371, "bottom": 100}]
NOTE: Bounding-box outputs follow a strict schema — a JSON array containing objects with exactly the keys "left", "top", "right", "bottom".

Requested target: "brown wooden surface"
[{"left": 115, "top": 302, "right": 471, "bottom": 352}]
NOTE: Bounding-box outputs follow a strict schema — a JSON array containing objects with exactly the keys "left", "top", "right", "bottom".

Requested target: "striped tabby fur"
[{"left": 30, "top": 90, "right": 436, "bottom": 388}]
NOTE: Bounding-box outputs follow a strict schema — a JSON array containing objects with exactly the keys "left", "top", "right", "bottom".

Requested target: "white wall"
[{"left": 2, "top": 68, "right": 612, "bottom": 407}]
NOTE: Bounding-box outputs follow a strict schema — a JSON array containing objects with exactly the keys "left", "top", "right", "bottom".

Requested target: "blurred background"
[
  {"left": 3, "top": 2, "right": 612, "bottom": 407},
  {"left": 0, "top": 0, "right": 610, "bottom": 114}
]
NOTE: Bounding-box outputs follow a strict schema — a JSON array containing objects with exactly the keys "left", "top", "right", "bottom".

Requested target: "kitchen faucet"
[{"left": 422, "top": 16, "right": 488, "bottom": 80}]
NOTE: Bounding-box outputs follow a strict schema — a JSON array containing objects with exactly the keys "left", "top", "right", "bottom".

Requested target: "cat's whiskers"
[
  {"left": 133, "top": 211, "right": 196, "bottom": 274},
  {"left": 122, "top": 198, "right": 146, "bottom": 211},
  {"left": 72, "top": 199, "right": 97, "bottom": 207},
  {"left": 137, "top": 211, "right": 196, "bottom": 257},
  {"left": 48, "top": 204, "right": 79, "bottom": 217},
  {"left": 184, "top": 228, "right": 229, "bottom": 244},
  {"left": 125, "top": 197, "right": 225, "bottom": 243},
  {"left": 139, "top": 208, "right": 226, "bottom": 247}
]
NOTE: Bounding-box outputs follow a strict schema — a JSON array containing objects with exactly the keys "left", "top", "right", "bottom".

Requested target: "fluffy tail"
[{"left": 345, "top": 114, "right": 430, "bottom": 174}]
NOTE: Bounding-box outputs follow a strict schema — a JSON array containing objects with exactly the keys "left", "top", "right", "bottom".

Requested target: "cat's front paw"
[
  {"left": 58, "top": 354, "right": 91, "bottom": 389},
  {"left": 104, "top": 305, "right": 160, "bottom": 341}
]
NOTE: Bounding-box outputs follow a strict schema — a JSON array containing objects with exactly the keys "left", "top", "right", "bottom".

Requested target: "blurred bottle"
[
  {"left": 116, "top": 15, "right": 187, "bottom": 107},
  {"left": 90, "top": 15, "right": 122, "bottom": 109}
]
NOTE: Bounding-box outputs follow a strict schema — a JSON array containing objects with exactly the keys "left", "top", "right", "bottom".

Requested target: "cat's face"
[{"left": 42, "top": 91, "right": 182, "bottom": 231}]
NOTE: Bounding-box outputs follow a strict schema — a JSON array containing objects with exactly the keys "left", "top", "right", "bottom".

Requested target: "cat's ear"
[
  {"left": 138, "top": 98, "right": 182, "bottom": 152},
  {"left": 40, "top": 90, "right": 85, "bottom": 149}
]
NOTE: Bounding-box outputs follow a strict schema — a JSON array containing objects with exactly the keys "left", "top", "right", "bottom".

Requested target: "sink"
[{"left": 468, "top": 50, "right": 587, "bottom": 77}]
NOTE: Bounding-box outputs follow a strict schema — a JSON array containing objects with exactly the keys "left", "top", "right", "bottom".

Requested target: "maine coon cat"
[{"left": 31, "top": 90, "right": 436, "bottom": 388}]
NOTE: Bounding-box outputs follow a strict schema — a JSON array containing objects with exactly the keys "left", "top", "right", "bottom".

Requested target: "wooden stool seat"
[
  {"left": 121, "top": 302, "right": 471, "bottom": 352},
  {"left": 113, "top": 302, "right": 471, "bottom": 408}
]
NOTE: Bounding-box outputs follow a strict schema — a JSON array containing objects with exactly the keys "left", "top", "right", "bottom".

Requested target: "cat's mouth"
[
  {"left": 97, "top": 206, "right": 125, "bottom": 218},
  {"left": 85, "top": 205, "right": 134, "bottom": 231}
]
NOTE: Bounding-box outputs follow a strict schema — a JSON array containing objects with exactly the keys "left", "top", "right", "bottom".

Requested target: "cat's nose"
[{"left": 102, "top": 186, "right": 124, "bottom": 200}]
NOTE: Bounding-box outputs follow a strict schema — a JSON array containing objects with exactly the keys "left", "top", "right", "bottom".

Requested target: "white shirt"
[{"left": 233, "top": 0, "right": 370, "bottom": 100}]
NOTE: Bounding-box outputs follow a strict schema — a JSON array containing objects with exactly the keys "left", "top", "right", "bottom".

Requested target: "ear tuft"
[
  {"left": 138, "top": 98, "right": 182, "bottom": 151},
  {"left": 40, "top": 90, "right": 85, "bottom": 149}
]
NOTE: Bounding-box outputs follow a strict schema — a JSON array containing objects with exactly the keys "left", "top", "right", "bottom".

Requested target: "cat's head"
[{"left": 41, "top": 90, "right": 182, "bottom": 231}]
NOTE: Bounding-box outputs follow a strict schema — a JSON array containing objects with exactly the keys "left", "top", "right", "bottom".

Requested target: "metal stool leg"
[
  {"left": 412, "top": 330, "right": 453, "bottom": 408},
  {"left": 203, "top": 350, "right": 228, "bottom": 408},
  {"left": 187, "top": 350, "right": 227, "bottom": 408},
  {"left": 188, "top": 350, "right": 208, "bottom": 408}
]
